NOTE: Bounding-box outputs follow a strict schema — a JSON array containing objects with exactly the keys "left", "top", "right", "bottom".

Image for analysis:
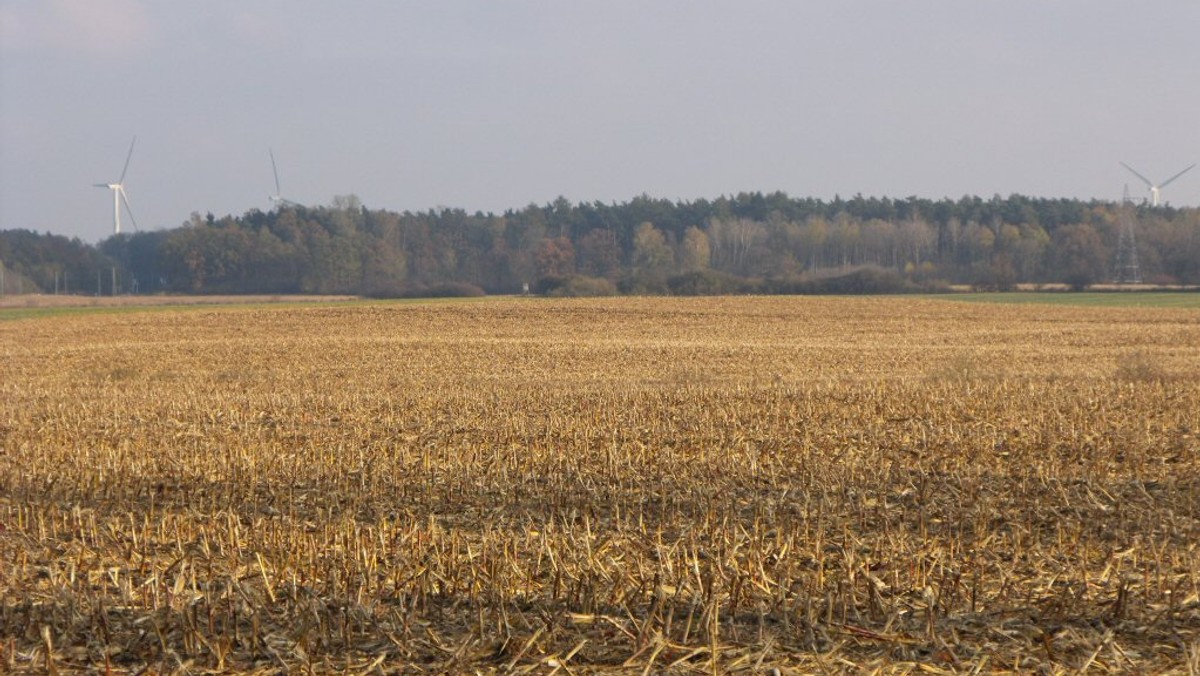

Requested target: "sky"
[{"left": 2, "top": 1, "right": 1198, "bottom": 243}]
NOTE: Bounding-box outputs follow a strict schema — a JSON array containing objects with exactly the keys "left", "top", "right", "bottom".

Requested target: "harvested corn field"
[{"left": 1, "top": 296, "right": 1199, "bottom": 673}]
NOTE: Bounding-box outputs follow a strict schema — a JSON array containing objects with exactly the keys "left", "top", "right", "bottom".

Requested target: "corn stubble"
[{"left": 1, "top": 297, "right": 1198, "bottom": 673}]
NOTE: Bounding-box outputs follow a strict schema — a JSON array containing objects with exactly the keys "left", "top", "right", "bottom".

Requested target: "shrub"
[
  {"left": 766, "top": 266, "right": 921, "bottom": 295},
  {"left": 559, "top": 275, "right": 617, "bottom": 297},
  {"left": 667, "top": 270, "right": 752, "bottom": 295},
  {"left": 532, "top": 275, "right": 568, "bottom": 296},
  {"left": 618, "top": 275, "right": 670, "bottom": 295},
  {"left": 537, "top": 275, "right": 618, "bottom": 297}
]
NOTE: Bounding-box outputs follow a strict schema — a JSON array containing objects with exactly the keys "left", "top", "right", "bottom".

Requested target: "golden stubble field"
[{"left": 1, "top": 296, "right": 1198, "bottom": 674}]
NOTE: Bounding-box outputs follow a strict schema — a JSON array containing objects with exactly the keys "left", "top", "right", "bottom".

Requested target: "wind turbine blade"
[
  {"left": 1119, "top": 162, "right": 1154, "bottom": 189},
  {"left": 270, "top": 149, "right": 282, "bottom": 196},
  {"left": 119, "top": 136, "right": 137, "bottom": 183},
  {"left": 119, "top": 187, "right": 139, "bottom": 232},
  {"left": 1158, "top": 163, "right": 1197, "bottom": 189}
]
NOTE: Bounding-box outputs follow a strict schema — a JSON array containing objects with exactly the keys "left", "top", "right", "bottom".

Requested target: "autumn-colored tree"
[
  {"left": 678, "top": 226, "right": 711, "bottom": 272},
  {"left": 630, "top": 222, "right": 672, "bottom": 291},
  {"left": 534, "top": 236, "right": 576, "bottom": 279}
]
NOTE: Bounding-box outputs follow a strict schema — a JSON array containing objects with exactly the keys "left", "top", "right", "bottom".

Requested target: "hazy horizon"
[{"left": 3, "top": 1, "right": 1198, "bottom": 243}]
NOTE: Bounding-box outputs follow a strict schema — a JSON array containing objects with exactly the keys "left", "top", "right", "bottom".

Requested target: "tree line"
[{"left": 3, "top": 192, "right": 1199, "bottom": 297}]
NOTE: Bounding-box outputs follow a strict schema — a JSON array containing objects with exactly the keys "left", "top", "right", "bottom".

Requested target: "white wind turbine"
[
  {"left": 268, "top": 149, "right": 303, "bottom": 208},
  {"left": 94, "top": 137, "right": 139, "bottom": 234},
  {"left": 1120, "top": 162, "right": 1196, "bottom": 207}
]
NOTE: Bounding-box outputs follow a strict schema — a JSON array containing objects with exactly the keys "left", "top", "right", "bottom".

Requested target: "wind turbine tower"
[
  {"left": 1119, "top": 162, "right": 1196, "bottom": 207},
  {"left": 94, "top": 137, "right": 139, "bottom": 234},
  {"left": 268, "top": 149, "right": 303, "bottom": 208}
]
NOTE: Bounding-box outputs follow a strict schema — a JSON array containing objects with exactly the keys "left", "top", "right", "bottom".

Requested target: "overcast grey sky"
[{"left": 2, "top": 1, "right": 1198, "bottom": 242}]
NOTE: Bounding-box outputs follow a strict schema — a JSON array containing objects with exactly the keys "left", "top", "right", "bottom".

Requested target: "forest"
[{"left": 2, "top": 192, "right": 1199, "bottom": 297}]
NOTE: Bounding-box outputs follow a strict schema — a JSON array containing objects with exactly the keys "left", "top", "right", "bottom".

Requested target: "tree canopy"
[{"left": 3, "top": 192, "right": 1199, "bottom": 296}]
